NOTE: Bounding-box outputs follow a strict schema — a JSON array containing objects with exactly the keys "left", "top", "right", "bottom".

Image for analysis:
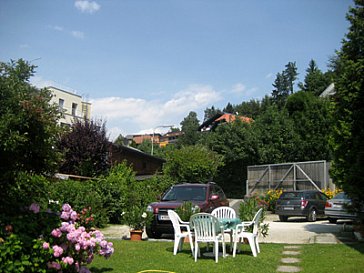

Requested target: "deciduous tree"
[{"left": 58, "top": 119, "right": 110, "bottom": 177}]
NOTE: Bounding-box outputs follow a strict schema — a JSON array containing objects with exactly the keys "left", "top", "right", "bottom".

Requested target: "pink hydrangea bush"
[{"left": 42, "top": 203, "right": 114, "bottom": 273}]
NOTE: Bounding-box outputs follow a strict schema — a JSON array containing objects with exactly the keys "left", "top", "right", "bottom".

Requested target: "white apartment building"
[{"left": 48, "top": 86, "right": 91, "bottom": 127}]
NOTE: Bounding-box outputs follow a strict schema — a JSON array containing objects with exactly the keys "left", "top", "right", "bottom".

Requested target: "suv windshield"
[{"left": 162, "top": 186, "right": 206, "bottom": 201}]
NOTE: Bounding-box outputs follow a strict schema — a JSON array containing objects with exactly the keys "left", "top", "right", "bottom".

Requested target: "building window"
[
  {"left": 72, "top": 103, "right": 78, "bottom": 116},
  {"left": 59, "top": 98, "right": 64, "bottom": 110}
]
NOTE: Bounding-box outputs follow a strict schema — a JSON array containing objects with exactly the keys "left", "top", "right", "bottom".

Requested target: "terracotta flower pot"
[{"left": 130, "top": 229, "right": 143, "bottom": 241}]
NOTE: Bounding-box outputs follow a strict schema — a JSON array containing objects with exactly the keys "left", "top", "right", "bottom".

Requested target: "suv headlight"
[{"left": 146, "top": 205, "right": 153, "bottom": 213}]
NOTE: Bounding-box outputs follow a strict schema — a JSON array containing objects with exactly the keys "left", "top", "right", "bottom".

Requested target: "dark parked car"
[
  {"left": 276, "top": 190, "right": 328, "bottom": 222},
  {"left": 146, "top": 182, "right": 229, "bottom": 238},
  {"left": 325, "top": 192, "right": 357, "bottom": 223}
]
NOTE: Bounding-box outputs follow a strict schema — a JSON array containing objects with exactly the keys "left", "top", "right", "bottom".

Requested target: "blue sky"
[{"left": 0, "top": 0, "right": 352, "bottom": 140}]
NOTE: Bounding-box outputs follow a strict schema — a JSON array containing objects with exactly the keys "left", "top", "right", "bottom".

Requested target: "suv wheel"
[
  {"left": 279, "top": 215, "right": 288, "bottom": 222},
  {"left": 146, "top": 227, "right": 162, "bottom": 239},
  {"left": 307, "top": 208, "right": 317, "bottom": 222}
]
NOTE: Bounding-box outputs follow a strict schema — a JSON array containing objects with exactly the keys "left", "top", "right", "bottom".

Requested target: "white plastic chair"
[
  {"left": 167, "top": 210, "right": 194, "bottom": 256},
  {"left": 190, "top": 213, "right": 226, "bottom": 263},
  {"left": 211, "top": 206, "right": 236, "bottom": 250},
  {"left": 233, "top": 208, "right": 263, "bottom": 257}
]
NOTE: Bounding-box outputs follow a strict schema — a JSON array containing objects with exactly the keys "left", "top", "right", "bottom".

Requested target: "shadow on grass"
[{"left": 89, "top": 267, "right": 114, "bottom": 273}]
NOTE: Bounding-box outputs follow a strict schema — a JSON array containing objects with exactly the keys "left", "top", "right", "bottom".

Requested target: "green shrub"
[
  {"left": 239, "top": 197, "right": 269, "bottom": 237},
  {"left": 0, "top": 234, "right": 48, "bottom": 273},
  {"left": 48, "top": 179, "right": 108, "bottom": 227}
]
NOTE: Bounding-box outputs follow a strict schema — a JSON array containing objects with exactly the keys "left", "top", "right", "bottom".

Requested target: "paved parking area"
[
  {"left": 101, "top": 199, "right": 357, "bottom": 244},
  {"left": 260, "top": 213, "right": 356, "bottom": 244}
]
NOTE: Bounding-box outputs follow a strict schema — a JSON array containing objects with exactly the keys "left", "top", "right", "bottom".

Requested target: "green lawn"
[{"left": 90, "top": 240, "right": 364, "bottom": 273}]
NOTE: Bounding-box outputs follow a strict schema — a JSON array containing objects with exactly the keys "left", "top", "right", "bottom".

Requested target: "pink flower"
[
  {"left": 52, "top": 245, "right": 63, "bottom": 257},
  {"left": 42, "top": 242, "right": 49, "bottom": 249},
  {"left": 70, "top": 210, "right": 78, "bottom": 221},
  {"left": 51, "top": 228, "right": 62, "bottom": 238},
  {"left": 62, "top": 256, "right": 74, "bottom": 265},
  {"left": 29, "top": 203, "right": 40, "bottom": 214},
  {"left": 61, "top": 211, "right": 70, "bottom": 220},
  {"left": 62, "top": 203, "right": 72, "bottom": 212}
]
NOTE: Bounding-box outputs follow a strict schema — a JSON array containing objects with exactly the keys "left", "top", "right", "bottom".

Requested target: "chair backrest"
[
  {"left": 211, "top": 206, "right": 236, "bottom": 219},
  {"left": 190, "top": 213, "right": 221, "bottom": 242},
  {"left": 251, "top": 208, "right": 263, "bottom": 235},
  {"left": 168, "top": 210, "right": 184, "bottom": 236}
]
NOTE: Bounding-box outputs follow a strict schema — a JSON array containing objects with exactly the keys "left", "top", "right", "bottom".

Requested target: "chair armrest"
[{"left": 235, "top": 221, "right": 253, "bottom": 232}]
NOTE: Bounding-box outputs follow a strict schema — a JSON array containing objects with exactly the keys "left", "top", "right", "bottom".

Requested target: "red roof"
[{"left": 215, "top": 113, "right": 253, "bottom": 124}]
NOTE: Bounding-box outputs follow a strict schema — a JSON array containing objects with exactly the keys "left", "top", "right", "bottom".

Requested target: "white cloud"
[
  {"left": 231, "top": 83, "right": 246, "bottom": 94},
  {"left": 90, "top": 84, "right": 222, "bottom": 140},
  {"left": 30, "top": 76, "right": 58, "bottom": 89},
  {"left": 71, "top": 30, "right": 85, "bottom": 39},
  {"left": 75, "top": 0, "right": 100, "bottom": 14},
  {"left": 48, "top": 25, "right": 85, "bottom": 40}
]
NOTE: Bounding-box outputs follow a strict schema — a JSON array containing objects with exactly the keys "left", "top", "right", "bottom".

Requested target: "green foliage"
[
  {"left": 298, "top": 59, "right": 332, "bottom": 96},
  {"left": 0, "top": 235, "right": 49, "bottom": 273},
  {"left": 163, "top": 145, "right": 224, "bottom": 183},
  {"left": 48, "top": 179, "right": 108, "bottom": 227},
  {"left": 285, "top": 91, "right": 332, "bottom": 161},
  {"left": 330, "top": 0, "right": 364, "bottom": 213},
  {"left": 178, "top": 111, "right": 201, "bottom": 146},
  {"left": 239, "top": 197, "right": 269, "bottom": 237},
  {"left": 175, "top": 201, "right": 200, "bottom": 222},
  {"left": 58, "top": 119, "right": 110, "bottom": 177},
  {"left": 1, "top": 172, "right": 51, "bottom": 219},
  {"left": 0, "top": 59, "right": 62, "bottom": 214},
  {"left": 271, "top": 61, "right": 298, "bottom": 107},
  {"left": 204, "top": 119, "right": 257, "bottom": 196},
  {"left": 253, "top": 105, "right": 299, "bottom": 164}
]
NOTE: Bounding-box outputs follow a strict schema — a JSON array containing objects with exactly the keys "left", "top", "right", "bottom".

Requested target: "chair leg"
[
  {"left": 247, "top": 237, "right": 257, "bottom": 257},
  {"left": 194, "top": 242, "right": 199, "bottom": 262},
  {"left": 173, "top": 237, "right": 181, "bottom": 255},
  {"left": 214, "top": 241, "right": 219, "bottom": 263},
  {"left": 255, "top": 236, "right": 260, "bottom": 253},
  {"left": 188, "top": 234, "right": 194, "bottom": 257},
  {"left": 222, "top": 238, "right": 226, "bottom": 258},
  {"left": 233, "top": 237, "right": 238, "bottom": 257}
]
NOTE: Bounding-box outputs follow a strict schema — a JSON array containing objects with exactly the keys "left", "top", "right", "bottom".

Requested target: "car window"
[
  {"left": 318, "top": 192, "right": 327, "bottom": 200},
  {"left": 280, "top": 192, "right": 303, "bottom": 199},
  {"left": 162, "top": 186, "right": 206, "bottom": 201}
]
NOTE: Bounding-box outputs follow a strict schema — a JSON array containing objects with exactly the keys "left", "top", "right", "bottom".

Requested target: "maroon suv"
[{"left": 146, "top": 182, "right": 229, "bottom": 238}]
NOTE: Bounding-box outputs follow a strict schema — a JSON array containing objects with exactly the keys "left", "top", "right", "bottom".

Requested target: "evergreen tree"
[
  {"left": 271, "top": 62, "right": 298, "bottom": 107},
  {"left": 298, "top": 59, "right": 332, "bottom": 96},
  {"left": 223, "top": 102, "right": 235, "bottom": 114},
  {"left": 203, "top": 106, "right": 221, "bottom": 121},
  {"left": 178, "top": 111, "right": 201, "bottom": 146},
  {"left": 330, "top": 0, "right": 364, "bottom": 213}
]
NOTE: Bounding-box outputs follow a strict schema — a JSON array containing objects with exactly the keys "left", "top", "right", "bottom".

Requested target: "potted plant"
[
  {"left": 175, "top": 201, "right": 200, "bottom": 222},
  {"left": 122, "top": 205, "right": 153, "bottom": 241}
]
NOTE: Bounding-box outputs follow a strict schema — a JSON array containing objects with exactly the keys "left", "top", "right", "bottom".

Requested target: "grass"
[
  {"left": 300, "top": 243, "right": 364, "bottom": 273},
  {"left": 90, "top": 240, "right": 364, "bottom": 273}
]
